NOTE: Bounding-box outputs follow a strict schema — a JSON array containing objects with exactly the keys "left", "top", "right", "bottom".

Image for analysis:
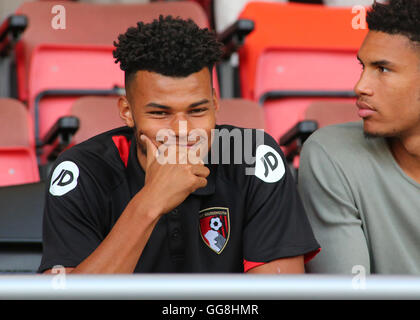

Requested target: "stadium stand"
[
  {"left": 12, "top": 1, "right": 210, "bottom": 161},
  {"left": 0, "top": 98, "right": 39, "bottom": 187},
  {"left": 238, "top": 1, "right": 367, "bottom": 142},
  {"left": 0, "top": 1, "right": 252, "bottom": 168}
]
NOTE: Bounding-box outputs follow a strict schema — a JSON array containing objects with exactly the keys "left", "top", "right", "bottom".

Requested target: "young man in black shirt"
[{"left": 39, "top": 16, "right": 319, "bottom": 274}]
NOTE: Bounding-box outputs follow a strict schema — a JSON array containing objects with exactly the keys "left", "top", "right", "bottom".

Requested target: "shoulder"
[
  {"left": 48, "top": 126, "right": 133, "bottom": 194},
  {"left": 305, "top": 121, "right": 364, "bottom": 150},
  {"left": 302, "top": 121, "right": 384, "bottom": 162},
  {"left": 212, "top": 124, "right": 287, "bottom": 185}
]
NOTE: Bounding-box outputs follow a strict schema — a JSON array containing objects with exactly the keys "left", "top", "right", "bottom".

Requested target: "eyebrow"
[
  {"left": 145, "top": 99, "right": 210, "bottom": 110},
  {"left": 357, "top": 55, "right": 394, "bottom": 67}
]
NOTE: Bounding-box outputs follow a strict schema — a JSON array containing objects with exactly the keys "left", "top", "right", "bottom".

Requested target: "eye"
[
  {"left": 378, "top": 66, "right": 390, "bottom": 73},
  {"left": 148, "top": 111, "right": 168, "bottom": 116},
  {"left": 189, "top": 107, "right": 208, "bottom": 114}
]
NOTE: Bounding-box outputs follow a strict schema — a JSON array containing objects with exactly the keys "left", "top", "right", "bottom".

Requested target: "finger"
[
  {"left": 193, "top": 176, "right": 208, "bottom": 191},
  {"left": 140, "top": 134, "right": 158, "bottom": 168},
  {"left": 190, "top": 164, "right": 210, "bottom": 178}
]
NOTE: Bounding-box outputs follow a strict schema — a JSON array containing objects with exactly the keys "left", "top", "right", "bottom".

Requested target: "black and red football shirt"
[{"left": 38, "top": 125, "right": 320, "bottom": 273}]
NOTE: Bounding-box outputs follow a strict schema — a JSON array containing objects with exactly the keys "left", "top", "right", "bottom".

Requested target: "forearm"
[
  {"left": 70, "top": 190, "right": 162, "bottom": 274},
  {"left": 247, "top": 256, "right": 305, "bottom": 274}
]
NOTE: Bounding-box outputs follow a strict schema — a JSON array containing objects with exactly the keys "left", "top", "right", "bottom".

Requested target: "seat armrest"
[
  {"left": 40, "top": 116, "right": 79, "bottom": 161},
  {"left": 279, "top": 120, "right": 318, "bottom": 147},
  {"left": 217, "top": 19, "right": 254, "bottom": 60},
  {"left": 0, "top": 14, "right": 28, "bottom": 56}
]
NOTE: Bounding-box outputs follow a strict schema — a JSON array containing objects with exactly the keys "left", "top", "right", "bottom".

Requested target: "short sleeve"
[
  {"left": 38, "top": 156, "right": 106, "bottom": 273},
  {"left": 298, "top": 137, "right": 371, "bottom": 274},
  {"left": 243, "top": 132, "right": 320, "bottom": 264}
]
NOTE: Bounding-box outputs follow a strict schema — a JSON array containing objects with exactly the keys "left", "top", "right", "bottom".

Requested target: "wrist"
[{"left": 131, "top": 186, "right": 165, "bottom": 220}]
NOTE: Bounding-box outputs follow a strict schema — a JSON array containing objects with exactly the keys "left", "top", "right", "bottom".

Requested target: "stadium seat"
[
  {"left": 67, "top": 95, "right": 124, "bottom": 145},
  {"left": 0, "top": 181, "right": 44, "bottom": 273},
  {"left": 279, "top": 100, "right": 360, "bottom": 175},
  {"left": 237, "top": 2, "right": 367, "bottom": 140},
  {"left": 216, "top": 98, "right": 265, "bottom": 130},
  {"left": 28, "top": 44, "right": 124, "bottom": 148},
  {"left": 0, "top": 98, "right": 39, "bottom": 187}
]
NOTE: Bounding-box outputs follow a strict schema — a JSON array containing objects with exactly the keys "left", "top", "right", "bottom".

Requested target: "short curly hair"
[
  {"left": 366, "top": 0, "right": 420, "bottom": 44},
  {"left": 113, "top": 15, "right": 223, "bottom": 86}
]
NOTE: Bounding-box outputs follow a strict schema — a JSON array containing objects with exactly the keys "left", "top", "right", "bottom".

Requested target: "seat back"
[
  {"left": 304, "top": 100, "right": 360, "bottom": 127},
  {"left": 28, "top": 44, "right": 124, "bottom": 143},
  {"left": 238, "top": 2, "right": 368, "bottom": 100},
  {"left": 0, "top": 98, "right": 39, "bottom": 186},
  {"left": 70, "top": 96, "right": 125, "bottom": 144},
  {"left": 216, "top": 98, "right": 265, "bottom": 130},
  {"left": 0, "top": 182, "right": 44, "bottom": 273}
]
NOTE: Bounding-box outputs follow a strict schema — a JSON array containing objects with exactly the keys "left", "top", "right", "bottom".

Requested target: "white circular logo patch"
[
  {"left": 254, "top": 145, "right": 285, "bottom": 183},
  {"left": 49, "top": 161, "right": 80, "bottom": 196}
]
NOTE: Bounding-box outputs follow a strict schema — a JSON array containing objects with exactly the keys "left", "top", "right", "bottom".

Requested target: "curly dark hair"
[
  {"left": 113, "top": 15, "right": 223, "bottom": 86},
  {"left": 366, "top": 0, "right": 420, "bottom": 43}
]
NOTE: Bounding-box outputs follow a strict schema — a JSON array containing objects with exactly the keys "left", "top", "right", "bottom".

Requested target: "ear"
[{"left": 118, "top": 95, "right": 134, "bottom": 128}]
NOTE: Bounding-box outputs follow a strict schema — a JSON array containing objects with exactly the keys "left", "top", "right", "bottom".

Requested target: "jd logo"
[
  {"left": 261, "top": 151, "right": 278, "bottom": 178},
  {"left": 254, "top": 145, "right": 285, "bottom": 183},
  {"left": 49, "top": 161, "right": 79, "bottom": 196},
  {"left": 52, "top": 169, "right": 74, "bottom": 187}
]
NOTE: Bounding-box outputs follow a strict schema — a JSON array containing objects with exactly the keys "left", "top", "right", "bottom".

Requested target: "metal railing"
[{"left": 0, "top": 274, "right": 419, "bottom": 300}]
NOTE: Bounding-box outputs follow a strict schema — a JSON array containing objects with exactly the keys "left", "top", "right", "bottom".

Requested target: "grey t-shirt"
[{"left": 298, "top": 121, "right": 420, "bottom": 274}]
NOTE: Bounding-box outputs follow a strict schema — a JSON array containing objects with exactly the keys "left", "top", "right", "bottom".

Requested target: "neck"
[{"left": 388, "top": 134, "right": 420, "bottom": 184}]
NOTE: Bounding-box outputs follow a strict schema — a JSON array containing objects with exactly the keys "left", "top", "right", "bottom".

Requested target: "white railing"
[{"left": 0, "top": 274, "right": 419, "bottom": 299}]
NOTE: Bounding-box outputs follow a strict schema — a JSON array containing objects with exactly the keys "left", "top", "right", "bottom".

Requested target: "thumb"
[{"left": 140, "top": 134, "right": 158, "bottom": 168}]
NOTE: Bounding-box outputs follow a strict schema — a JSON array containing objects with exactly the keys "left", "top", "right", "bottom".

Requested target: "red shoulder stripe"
[{"left": 112, "top": 135, "right": 131, "bottom": 168}]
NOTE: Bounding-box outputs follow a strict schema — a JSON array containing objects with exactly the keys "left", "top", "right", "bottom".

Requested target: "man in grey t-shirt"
[{"left": 298, "top": 0, "right": 420, "bottom": 274}]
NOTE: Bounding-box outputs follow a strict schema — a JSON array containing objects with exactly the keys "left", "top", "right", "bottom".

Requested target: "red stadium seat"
[
  {"left": 0, "top": 98, "right": 39, "bottom": 187},
  {"left": 69, "top": 96, "right": 124, "bottom": 145},
  {"left": 28, "top": 44, "right": 124, "bottom": 146},
  {"left": 217, "top": 98, "right": 265, "bottom": 130},
  {"left": 237, "top": 2, "right": 367, "bottom": 140}
]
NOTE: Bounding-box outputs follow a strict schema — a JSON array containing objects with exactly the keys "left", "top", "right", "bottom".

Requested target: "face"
[
  {"left": 355, "top": 31, "right": 420, "bottom": 138},
  {"left": 118, "top": 67, "right": 219, "bottom": 167}
]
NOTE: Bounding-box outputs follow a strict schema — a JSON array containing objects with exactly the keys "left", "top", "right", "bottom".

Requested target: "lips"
[
  {"left": 163, "top": 140, "right": 205, "bottom": 149},
  {"left": 356, "top": 100, "right": 377, "bottom": 118}
]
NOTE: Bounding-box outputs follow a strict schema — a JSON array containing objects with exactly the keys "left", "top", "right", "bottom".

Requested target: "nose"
[
  {"left": 171, "top": 113, "right": 190, "bottom": 142},
  {"left": 354, "top": 71, "right": 373, "bottom": 97}
]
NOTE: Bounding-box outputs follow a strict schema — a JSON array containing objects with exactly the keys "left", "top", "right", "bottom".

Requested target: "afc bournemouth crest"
[{"left": 199, "top": 207, "right": 230, "bottom": 254}]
